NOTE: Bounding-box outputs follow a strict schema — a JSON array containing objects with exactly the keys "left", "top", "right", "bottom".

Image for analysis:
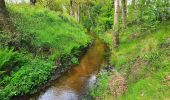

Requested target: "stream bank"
[
  {"left": 11, "top": 43, "right": 91, "bottom": 100},
  {"left": 31, "top": 38, "right": 107, "bottom": 100},
  {"left": 12, "top": 36, "right": 109, "bottom": 100}
]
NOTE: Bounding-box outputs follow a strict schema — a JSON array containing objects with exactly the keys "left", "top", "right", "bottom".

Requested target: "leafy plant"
[{"left": 0, "top": 48, "right": 15, "bottom": 70}]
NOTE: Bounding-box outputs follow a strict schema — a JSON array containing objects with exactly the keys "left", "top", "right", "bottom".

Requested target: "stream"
[{"left": 34, "top": 38, "right": 106, "bottom": 100}]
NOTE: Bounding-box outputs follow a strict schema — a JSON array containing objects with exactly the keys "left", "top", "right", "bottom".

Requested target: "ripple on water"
[
  {"left": 34, "top": 39, "right": 106, "bottom": 100},
  {"left": 39, "top": 87, "right": 79, "bottom": 100}
]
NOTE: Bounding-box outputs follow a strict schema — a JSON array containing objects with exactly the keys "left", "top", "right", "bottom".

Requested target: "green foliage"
[
  {"left": 95, "top": 21, "right": 170, "bottom": 99},
  {"left": 127, "top": 0, "right": 169, "bottom": 29},
  {"left": 71, "top": 56, "right": 79, "bottom": 65},
  {"left": 90, "top": 71, "right": 111, "bottom": 98},
  {"left": 0, "top": 0, "right": 169, "bottom": 99},
  {"left": 80, "top": 0, "right": 169, "bottom": 35},
  {"left": 8, "top": 5, "right": 90, "bottom": 58},
  {"left": 0, "top": 57, "right": 54, "bottom": 99},
  {"left": 81, "top": 0, "right": 113, "bottom": 34},
  {"left": 0, "top": 48, "right": 15, "bottom": 70},
  {"left": 0, "top": 4, "right": 91, "bottom": 99},
  {"left": 120, "top": 51, "right": 170, "bottom": 99},
  {"left": 98, "top": 32, "right": 112, "bottom": 47},
  {"left": 117, "top": 22, "right": 170, "bottom": 99},
  {"left": 0, "top": 48, "right": 30, "bottom": 75},
  {"left": 37, "top": 0, "right": 70, "bottom": 13},
  {"left": 121, "top": 75, "right": 169, "bottom": 100}
]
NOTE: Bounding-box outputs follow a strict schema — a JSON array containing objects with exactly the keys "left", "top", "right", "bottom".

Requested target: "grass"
[
  {"left": 119, "top": 21, "right": 170, "bottom": 100},
  {"left": 0, "top": 4, "right": 91, "bottom": 99},
  {"left": 90, "top": 71, "right": 111, "bottom": 99},
  {"left": 89, "top": 21, "right": 170, "bottom": 99},
  {"left": 8, "top": 4, "right": 90, "bottom": 59}
]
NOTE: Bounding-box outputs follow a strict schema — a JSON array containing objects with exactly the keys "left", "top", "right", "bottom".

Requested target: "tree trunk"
[
  {"left": 30, "top": 0, "right": 36, "bottom": 5},
  {"left": 113, "top": 0, "right": 120, "bottom": 47},
  {"left": 74, "top": 8, "right": 78, "bottom": 21},
  {"left": 0, "top": 0, "right": 6, "bottom": 30},
  {"left": 114, "top": 0, "right": 119, "bottom": 27},
  {"left": 0, "top": 0, "right": 5, "bottom": 12},
  {"left": 122, "top": 0, "right": 126, "bottom": 28},
  {"left": 132, "top": 0, "right": 136, "bottom": 19},
  {"left": 70, "top": 0, "right": 74, "bottom": 16},
  {"left": 77, "top": 3, "right": 80, "bottom": 23},
  {"left": 87, "top": 6, "right": 94, "bottom": 31}
]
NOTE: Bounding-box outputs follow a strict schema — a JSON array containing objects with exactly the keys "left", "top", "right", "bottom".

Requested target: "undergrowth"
[
  {"left": 0, "top": 5, "right": 91, "bottom": 99},
  {"left": 7, "top": 5, "right": 90, "bottom": 59},
  {"left": 90, "top": 71, "right": 111, "bottom": 99},
  {"left": 90, "top": 21, "right": 170, "bottom": 99}
]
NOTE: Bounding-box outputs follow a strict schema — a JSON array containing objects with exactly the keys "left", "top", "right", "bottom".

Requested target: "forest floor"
[{"left": 90, "top": 21, "right": 170, "bottom": 100}]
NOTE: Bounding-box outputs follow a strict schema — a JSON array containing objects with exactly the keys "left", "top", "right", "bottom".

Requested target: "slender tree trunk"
[
  {"left": 74, "top": 8, "right": 78, "bottom": 21},
  {"left": 130, "top": 0, "right": 136, "bottom": 21},
  {"left": 0, "top": 0, "right": 6, "bottom": 30},
  {"left": 122, "top": 0, "right": 127, "bottom": 28},
  {"left": 113, "top": 0, "right": 120, "bottom": 47},
  {"left": 70, "top": 0, "right": 74, "bottom": 16},
  {"left": 30, "top": 0, "right": 36, "bottom": 5},
  {"left": 87, "top": 7, "right": 93, "bottom": 31},
  {"left": 0, "top": 0, "right": 5, "bottom": 11},
  {"left": 77, "top": 3, "right": 80, "bottom": 23},
  {"left": 114, "top": 0, "right": 119, "bottom": 26}
]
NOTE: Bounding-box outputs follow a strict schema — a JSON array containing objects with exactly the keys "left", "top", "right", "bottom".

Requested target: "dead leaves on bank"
[{"left": 109, "top": 73, "right": 127, "bottom": 98}]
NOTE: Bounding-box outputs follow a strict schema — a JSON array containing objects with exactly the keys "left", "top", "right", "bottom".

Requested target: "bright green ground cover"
[
  {"left": 0, "top": 5, "right": 91, "bottom": 99},
  {"left": 90, "top": 21, "right": 170, "bottom": 100}
]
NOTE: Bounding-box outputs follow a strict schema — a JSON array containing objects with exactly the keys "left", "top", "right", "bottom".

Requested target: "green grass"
[
  {"left": 8, "top": 5, "right": 90, "bottom": 58},
  {"left": 90, "top": 21, "right": 170, "bottom": 99},
  {"left": 90, "top": 71, "right": 111, "bottom": 98},
  {"left": 114, "top": 21, "right": 170, "bottom": 69},
  {"left": 0, "top": 4, "right": 91, "bottom": 99},
  {"left": 117, "top": 21, "right": 170, "bottom": 100}
]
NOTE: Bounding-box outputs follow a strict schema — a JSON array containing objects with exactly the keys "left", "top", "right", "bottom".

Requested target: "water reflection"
[
  {"left": 39, "top": 87, "right": 79, "bottom": 100},
  {"left": 38, "top": 39, "right": 106, "bottom": 100}
]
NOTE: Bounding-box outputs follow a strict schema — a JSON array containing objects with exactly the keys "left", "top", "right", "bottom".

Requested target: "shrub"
[
  {"left": 0, "top": 58, "right": 54, "bottom": 99},
  {"left": 0, "top": 48, "right": 16, "bottom": 71}
]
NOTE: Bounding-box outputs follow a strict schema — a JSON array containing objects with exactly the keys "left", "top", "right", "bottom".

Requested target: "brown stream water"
[{"left": 34, "top": 39, "right": 106, "bottom": 100}]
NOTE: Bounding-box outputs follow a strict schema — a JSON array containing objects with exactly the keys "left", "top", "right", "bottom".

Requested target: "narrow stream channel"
[{"left": 34, "top": 38, "right": 106, "bottom": 100}]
